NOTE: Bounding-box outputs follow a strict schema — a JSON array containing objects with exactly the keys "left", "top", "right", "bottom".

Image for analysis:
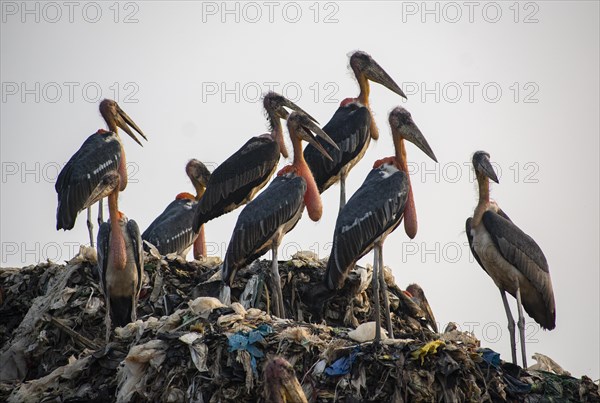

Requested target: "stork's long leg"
[
  {"left": 339, "top": 169, "right": 347, "bottom": 214},
  {"left": 377, "top": 243, "right": 394, "bottom": 339},
  {"left": 372, "top": 245, "right": 382, "bottom": 343},
  {"left": 515, "top": 285, "right": 528, "bottom": 368},
  {"left": 87, "top": 208, "right": 95, "bottom": 247},
  {"left": 97, "top": 198, "right": 104, "bottom": 226},
  {"left": 193, "top": 225, "right": 206, "bottom": 260},
  {"left": 104, "top": 297, "right": 112, "bottom": 343},
  {"left": 500, "top": 289, "right": 517, "bottom": 365},
  {"left": 271, "top": 245, "right": 284, "bottom": 318}
]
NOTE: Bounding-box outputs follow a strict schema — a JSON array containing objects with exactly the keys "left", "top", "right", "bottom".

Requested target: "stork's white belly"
[{"left": 471, "top": 224, "right": 527, "bottom": 295}]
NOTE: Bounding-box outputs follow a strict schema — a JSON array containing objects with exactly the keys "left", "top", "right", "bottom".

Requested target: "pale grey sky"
[{"left": 1, "top": 1, "right": 598, "bottom": 379}]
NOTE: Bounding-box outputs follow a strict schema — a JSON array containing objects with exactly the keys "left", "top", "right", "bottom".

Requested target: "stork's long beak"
[
  {"left": 116, "top": 105, "right": 147, "bottom": 146},
  {"left": 475, "top": 153, "right": 499, "bottom": 183},
  {"left": 398, "top": 123, "right": 437, "bottom": 162},
  {"left": 84, "top": 172, "right": 120, "bottom": 209},
  {"left": 281, "top": 98, "right": 319, "bottom": 124},
  {"left": 295, "top": 115, "right": 339, "bottom": 161},
  {"left": 364, "top": 58, "right": 406, "bottom": 99}
]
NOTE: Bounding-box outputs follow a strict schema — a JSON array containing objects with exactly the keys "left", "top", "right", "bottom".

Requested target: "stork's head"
[
  {"left": 287, "top": 112, "right": 338, "bottom": 161},
  {"left": 175, "top": 192, "right": 195, "bottom": 200},
  {"left": 186, "top": 159, "right": 211, "bottom": 189},
  {"left": 472, "top": 151, "right": 499, "bottom": 183},
  {"left": 349, "top": 51, "right": 406, "bottom": 99},
  {"left": 99, "top": 99, "right": 147, "bottom": 146},
  {"left": 263, "top": 357, "right": 307, "bottom": 403},
  {"left": 263, "top": 92, "right": 317, "bottom": 122},
  {"left": 389, "top": 106, "right": 437, "bottom": 162}
]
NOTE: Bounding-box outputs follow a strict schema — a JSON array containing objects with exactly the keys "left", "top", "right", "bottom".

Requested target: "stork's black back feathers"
[
  {"left": 193, "top": 136, "right": 280, "bottom": 231},
  {"left": 482, "top": 211, "right": 555, "bottom": 329},
  {"left": 142, "top": 198, "right": 197, "bottom": 255},
  {"left": 325, "top": 165, "right": 409, "bottom": 290},
  {"left": 304, "top": 104, "right": 371, "bottom": 192},
  {"left": 467, "top": 210, "right": 555, "bottom": 330},
  {"left": 222, "top": 174, "right": 306, "bottom": 286},
  {"left": 56, "top": 132, "right": 122, "bottom": 230}
]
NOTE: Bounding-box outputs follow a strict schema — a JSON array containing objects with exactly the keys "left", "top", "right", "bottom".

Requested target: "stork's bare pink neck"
[
  {"left": 355, "top": 69, "right": 370, "bottom": 105},
  {"left": 193, "top": 225, "right": 206, "bottom": 259},
  {"left": 473, "top": 172, "right": 491, "bottom": 226},
  {"left": 388, "top": 138, "right": 417, "bottom": 238},
  {"left": 278, "top": 138, "right": 322, "bottom": 221}
]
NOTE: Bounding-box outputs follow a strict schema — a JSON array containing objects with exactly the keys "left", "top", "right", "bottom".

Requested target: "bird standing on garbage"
[
  {"left": 403, "top": 283, "right": 438, "bottom": 333},
  {"left": 304, "top": 50, "right": 406, "bottom": 213},
  {"left": 56, "top": 99, "right": 147, "bottom": 247},
  {"left": 264, "top": 357, "right": 308, "bottom": 403},
  {"left": 322, "top": 107, "right": 437, "bottom": 342},
  {"left": 142, "top": 159, "right": 211, "bottom": 259},
  {"left": 466, "top": 151, "right": 555, "bottom": 368},
  {"left": 95, "top": 171, "right": 143, "bottom": 342},
  {"left": 192, "top": 93, "right": 315, "bottom": 233},
  {"left": 222, "top": 112, "right": 338, "bottom": 318}
]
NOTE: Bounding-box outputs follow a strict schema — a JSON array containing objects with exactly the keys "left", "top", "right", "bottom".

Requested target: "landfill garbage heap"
[{"left": 0, "top": 248, "right": 598, "bottom": 402}]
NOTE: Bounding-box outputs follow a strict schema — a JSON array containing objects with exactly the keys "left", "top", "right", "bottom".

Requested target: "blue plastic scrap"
[
  {"left": 479, "top": 348, "right": 501, "bottom": 368},
  {"left": 477, "top": 348, "right": 531, "bottom": 394},
  {"left": 325, "top": 348, "right": 359, "bottom": 376},
  {"left": 227, "top": 324, "right": 273, "bottom": 372}
]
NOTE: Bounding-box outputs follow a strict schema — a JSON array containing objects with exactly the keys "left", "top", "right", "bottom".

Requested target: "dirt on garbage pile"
[{"left": 0, "top": 249, "right": 598, "bottom": 402}]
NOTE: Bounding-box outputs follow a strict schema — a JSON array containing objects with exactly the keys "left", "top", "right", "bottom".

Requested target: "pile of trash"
[{"left": 1, "top": 248, "right": 598, "bottom": 402}]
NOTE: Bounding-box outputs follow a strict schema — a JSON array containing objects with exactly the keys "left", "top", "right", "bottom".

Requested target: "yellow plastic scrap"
[{"left": 411, "top": 340, "right": 445, "bottom": 365}]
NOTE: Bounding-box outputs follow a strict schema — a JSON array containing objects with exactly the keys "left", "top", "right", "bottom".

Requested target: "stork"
[
  {"left": 221, "top": 112, "right": 337, "bottom": 318},
  {"left": 142, "top": 159, "right": 211, "bottom": 259},
  {"left": 192, "top": 93, "right": 315, "bottom": 233},
  {"left": 263, "top": 357, "right": 308, "bottom": 403},
  {"left": 56, "top": 99, "right": 147, "bottom": 247},
  {"left": 304, "top": 50, "right": 406, "bottom": 213},
  {"left": 319, "top": 106, "right": 437, "bottom": 342},
  {"left": 94, "top": 171, "right": 143, "bottom": 342},
  {"left": 403, "top": 283, "right": 438, "bottom": 333},
  {"left": 466, "top": 151, "right": 555, "bottom": 368}
]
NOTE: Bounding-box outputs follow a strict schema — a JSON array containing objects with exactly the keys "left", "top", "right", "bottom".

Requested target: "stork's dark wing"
[
  {"left": 304, "top": 104, "right": 371, "bottom": 192},
  {"left": 325, "top": 167, "right": 409, "bottom": 290},
  {"left": 126, "top": 219, "right": 144, "bottom": 298},
  {"left": 222, "top": 175, "right": 306, "bottom": 286},
  {"left": 96, "top": 222, "right": 111, "bottom": 298},
  {"left": 56, "top": 132, "right": 122, "bottom": 230},
  {"left": 466, "top": 207, "right": 513, "bottom": 271},
  {"left": 193, "top": 137, "right": 280, "bottom": 231},
  {"left": 482, "top": 211, "right": 555, "bottom": 329},
  {"left": 142, "top": 199, "right": 197, "bottom": 255},
  {"left": 465, "top": 218, "right": 485, "bottom": 271}
]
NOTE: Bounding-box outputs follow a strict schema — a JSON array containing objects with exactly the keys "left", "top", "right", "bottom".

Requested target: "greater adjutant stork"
[
  {"left": 192, "top": 92, "right": 314, "bottom": 233},
  {"left": 94, "top": 171, "right": 143, "bottom": 342},
  {"left": 466, "top": 151, "right": 555, "bottom": 368},
  {"left": 263, "top": 357, "right": 308, "bottom": 403},
  {"left": 304, "top": 51, "right": 406, "bottom": 213},
  {"left": 56, "top": 99, "right": 147, "bottom": 247},
  {"left": 222, "top": 112, "right": 337, "bottom": 318},
  {"left": 142, "top": 159, "right": 211, "bottom": 259},
  {"left": 322, "top": 107, "right": 437, "bottom": 342}
]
